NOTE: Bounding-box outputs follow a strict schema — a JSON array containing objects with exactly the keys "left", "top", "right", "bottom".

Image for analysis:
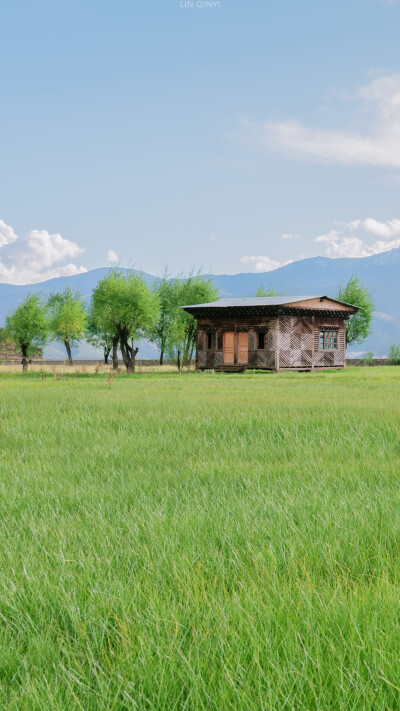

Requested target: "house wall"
[
  {"left": 313, "top": 316, "right": 346, "bottom": 368},
  {"left": 278, "top": 315, "right": 346, "bottom": 369},
  {"left": 277, "top": 316, "right": 313, "bottom": 369},
  {"left": 196, "top": 317, "right": 276, "bottom": 370},
  {"left": 196, "top": 314, "right": 347, "bottom": 370}
]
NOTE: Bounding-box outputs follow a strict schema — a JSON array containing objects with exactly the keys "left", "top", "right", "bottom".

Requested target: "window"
[
  {"left": 257, "top": 332, "right": 265, "bottom": 350},
  {"left": 206, "top": 332, "right": 216, "bottom": 350},
  {"left": 319, "top": 330, "right": 338, "bottom": 350}
]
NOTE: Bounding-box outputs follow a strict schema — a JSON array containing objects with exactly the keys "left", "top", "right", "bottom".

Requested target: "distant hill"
[{"left": 1, "top": 251, "right": 400, "bottom": 358}]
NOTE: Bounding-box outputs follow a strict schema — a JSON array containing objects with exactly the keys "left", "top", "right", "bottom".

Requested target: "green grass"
[{"left": 0, "top": 367, "right": 400, "bottom": 710}]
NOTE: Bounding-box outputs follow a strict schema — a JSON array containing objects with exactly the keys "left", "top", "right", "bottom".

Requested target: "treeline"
[
  {"left": 2, "top": 270, "right": 218, "bottom": 372},
  {"left": 2, "top": 272, "right": 377, "bottom": 371}
]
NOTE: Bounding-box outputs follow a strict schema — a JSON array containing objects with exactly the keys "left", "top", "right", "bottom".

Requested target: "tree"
[
  {"left": 337, "top": 276, "right": 374, "bottom": 345},
  {"left": 166, "top": 273, "right": 219, "bottom": 371},
  {"left": 150, "top": 273, "right": 182, "bottom": 365},
  {"left": 388, "top": 344, "right": 400, "bottom": 365},
  {"left": 89, "top": 279, "right": 120, "bottom": 369},
  {"left": 91, "top": 270, "right": 159, "bottom": 373},
  {"left": 85, "top": 308, "right": 115, "bottom": 365},
  {"left": 5, "top": 294, "right": 48, "bottom": 371},
  {"left": 255, "top": 284, "right": 280, "bottom": 297},
  {"left": 47, "top": 287, "right": 86, "bottom": 365}
]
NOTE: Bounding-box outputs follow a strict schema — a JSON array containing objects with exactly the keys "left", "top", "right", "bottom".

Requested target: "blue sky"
[{"left": 1, "top": 0, "right": 400, "bottom": 283}]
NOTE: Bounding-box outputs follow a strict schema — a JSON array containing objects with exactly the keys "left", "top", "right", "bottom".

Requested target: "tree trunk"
[
  {"left": 104, "top": 347, "right": 110, "bottom": 365},
  {"left": 159, "top": 333, "right": 167, "bottom": 365},
  {"left": 121, "top": 336, "right": 138, "bottom": 373},
  {"left": 21, "top": 343, "right": 29, "bottom": 371},
  {"left": 64, "top": 340, "right": 73, "bottom": 365},
  {"left": 184, "top": 326, "right": 196, "bottom": 368},
  {"left": 182, "top": 338, "right": 191, "bottom": 369},
  {"left": 112, "top": 336, "right": 119, "bottom": 369},
  {"left": 132, "top": 346, "right": 138, "bottom": 372},
  {"left": 177, "top": 349, "right": 181, "bottom": 373},
  {"left": 120, "top": 339, "right": 128, "bottom": 367}
]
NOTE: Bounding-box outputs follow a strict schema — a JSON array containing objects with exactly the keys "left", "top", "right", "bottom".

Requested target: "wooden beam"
[
  {"left": 311, "top": 315, "right": 315, "bottom": 371},
  {"left": 275, "top": 317, "right": 280, "bottom": 372}
]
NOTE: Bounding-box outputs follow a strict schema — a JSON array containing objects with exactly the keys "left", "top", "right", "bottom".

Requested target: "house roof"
[{"left": 183, "top": 295, "right": 357, "bottom": 309}]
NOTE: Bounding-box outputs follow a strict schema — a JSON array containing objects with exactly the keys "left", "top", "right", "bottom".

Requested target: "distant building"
[{"left": 183, "top": 296, "right": 358, "bottom": 371}]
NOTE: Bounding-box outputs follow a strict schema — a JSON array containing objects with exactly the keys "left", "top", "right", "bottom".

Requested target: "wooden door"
[
  {"left": 223, "top": 332, "right": 235, "bottom": 365},
  {"left": 238, "top": 332, "right": 248, "bottom": 364}
]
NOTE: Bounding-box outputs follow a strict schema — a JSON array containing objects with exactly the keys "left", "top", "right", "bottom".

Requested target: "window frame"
[
  {"left": 319, "top": 329, "right": 338, "bottom": 350},
  {"left": 257, "top": 332, "right": 266, "bottom": 350},
  {"left": 206, "top": 332, "right": 217, "bottom": 350}
]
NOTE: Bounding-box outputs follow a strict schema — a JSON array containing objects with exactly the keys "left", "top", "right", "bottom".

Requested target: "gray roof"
[{"left": 184, "top": 296, "right": 325, "bottom": 308}]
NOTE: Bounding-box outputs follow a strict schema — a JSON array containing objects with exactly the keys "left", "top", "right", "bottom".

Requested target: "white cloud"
[
  {"left": 360, "top": 217, "right": 400, "bottom": 237},
  {"left": 0, "top": 219, "right": 87, "bottom": 284},
  {"left": 315, "top": 218, "right": 400, "bottom": 258},
  {"left": 244, "top": 75, "right": 400, "bottom": 168},
  {"left": 107, "top": 249, "right": 119, "bottom": 264},
  {"left": 0, "top": 219, "right": 18, "bottom": 249},
  {"left": 315, "top": 229, "right": 342, "bottom": 244},
  {"left": 347, "top": 220, "right": 362, "bottom": 231},
  {"left": 22, "top": 230, "right": 83, "bottom": 270},
  {"left": 281, "top": 232, "right": 300, "bottom": 240},
  {"left": 240, "top": 255, "right": 293, "bottom": 272},
  {"left": 316, "top": 235, "right": 373, "bottom": 258}
]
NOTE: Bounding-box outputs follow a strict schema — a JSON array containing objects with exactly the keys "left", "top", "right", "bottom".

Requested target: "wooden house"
[{"left": 182, "top": 296, "right": 358, "bottom": 371}]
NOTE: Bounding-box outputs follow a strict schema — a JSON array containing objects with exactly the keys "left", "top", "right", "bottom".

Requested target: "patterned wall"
[
  {"left": 197, "top": 321, "right": 276, "bottom": 370},
  {"left": 196, "top": 315, "right": 346, "bottom": 370},
  {"left": 278, "top": 316, "right": 346, "bottom": 369},
  {"left": 278, "top": 316, "right": 313, "bottom": 369},
  {"left": 313, "top": 317, "right": 346, "bottom": 368}
]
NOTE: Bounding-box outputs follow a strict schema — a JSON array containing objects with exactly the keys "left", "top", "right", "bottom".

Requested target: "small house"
[{"left": 182, "top": 296, "right": 358, "bottom": 371}]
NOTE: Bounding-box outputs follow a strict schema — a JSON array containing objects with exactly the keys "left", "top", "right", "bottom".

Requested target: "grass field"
[{"left": 0, "top": 367, "right": 400, "bottom": 710}]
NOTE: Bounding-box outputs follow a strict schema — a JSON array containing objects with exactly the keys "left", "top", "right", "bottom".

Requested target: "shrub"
[
  {"left": 363, "top": 351, "right": 374, "bottom": 366},
  {"left": 388, "top": 344, "right": 400, "bottom": 365}
]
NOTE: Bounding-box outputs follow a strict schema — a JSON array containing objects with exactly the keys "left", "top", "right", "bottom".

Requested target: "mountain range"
[{"left": 1, "top": 249, "right": 399, "bottom": 358}]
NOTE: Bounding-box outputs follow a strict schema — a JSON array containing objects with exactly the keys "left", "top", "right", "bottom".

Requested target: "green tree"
[
  {"left": 337, "top": 276, "right": 374, "bottom": 345},
  {"left": 388, "top": 344, "right": 400, "bottom": 365},
  {"left": 150, "top": 273, "right": 182, "bottom": 365},
  {"left": 91, "top": 270, "right": 159, "bottom": 372},
  {"left": 5, "top": 294, "right": 48, "bottom": 371},
  {"left": 47, "top": 287, "right": 86, "bottom": 365},
  {"left": 85, "top": 308, "right": 115, "bottom": 365},
  {"left": 363, "top": 351, "right": 374, "bottom": 366},
  {"left": 88, "top": 276, "right": 119, "bottom": 369},
  {"left": 167, "top": 273, "right": 219, "bottom": 371},
  {"left": 255, "top": 284, "right": 280, "bottom": 297}
]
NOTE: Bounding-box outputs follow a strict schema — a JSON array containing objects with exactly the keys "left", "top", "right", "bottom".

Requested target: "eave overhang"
[{"left": 182, "top": 305, "right": 356, "bottom": 320}]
